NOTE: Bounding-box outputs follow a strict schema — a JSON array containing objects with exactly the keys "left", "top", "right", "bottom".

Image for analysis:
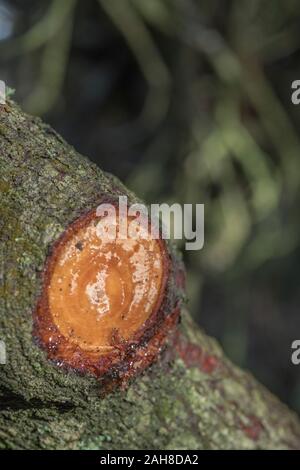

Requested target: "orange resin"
[
  {"left": 33, "top": 207, "right": 175, "bottom": 379},
  {"left": 49, "top": 213, "right": 165, "bottom": 352}
]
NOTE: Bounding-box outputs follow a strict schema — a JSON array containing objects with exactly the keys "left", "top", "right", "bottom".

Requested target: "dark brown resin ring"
[{"left": 33, "top": 202, "right": 184, "bottom": 385}]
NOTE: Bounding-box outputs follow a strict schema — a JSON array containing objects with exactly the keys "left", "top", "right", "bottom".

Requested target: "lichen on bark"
[{"left": 0, "top": 100, "right": 300, "bottom": 449}]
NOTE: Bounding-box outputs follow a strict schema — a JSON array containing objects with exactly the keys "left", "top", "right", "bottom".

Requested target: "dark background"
[{"left": 1, "top": 0, "right": 300, "bottom": 412}]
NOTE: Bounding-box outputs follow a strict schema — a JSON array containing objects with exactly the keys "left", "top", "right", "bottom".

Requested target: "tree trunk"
[{"left": 0, "top": 99, "right": 299, "bottom": 450}]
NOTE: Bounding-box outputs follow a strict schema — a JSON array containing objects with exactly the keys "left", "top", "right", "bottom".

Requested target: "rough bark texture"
[{"left": 0, "top": 99, "right": 300, "bottom": 450}]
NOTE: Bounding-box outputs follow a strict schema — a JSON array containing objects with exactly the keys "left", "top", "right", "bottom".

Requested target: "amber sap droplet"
[{"left": 34, "top": 207, "right": 176, "bottom": 379}]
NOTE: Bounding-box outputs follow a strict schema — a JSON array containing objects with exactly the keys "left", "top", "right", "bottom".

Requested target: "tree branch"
[{"left": 0, "top": 100, "right": 299, "bottom": 449}]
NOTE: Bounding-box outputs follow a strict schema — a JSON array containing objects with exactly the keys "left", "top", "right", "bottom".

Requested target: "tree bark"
[{"left": 0, "top": 99, "right": 299, "bottom": 450}]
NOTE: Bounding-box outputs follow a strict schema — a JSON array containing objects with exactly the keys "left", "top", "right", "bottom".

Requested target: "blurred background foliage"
[{"left": 1, "top": 0, "right": 300, "bottom": 412}]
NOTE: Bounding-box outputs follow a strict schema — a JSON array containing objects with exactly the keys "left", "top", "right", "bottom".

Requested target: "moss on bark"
[{"left": 0, "top": 100, "right": 300, "bottom": 449}]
